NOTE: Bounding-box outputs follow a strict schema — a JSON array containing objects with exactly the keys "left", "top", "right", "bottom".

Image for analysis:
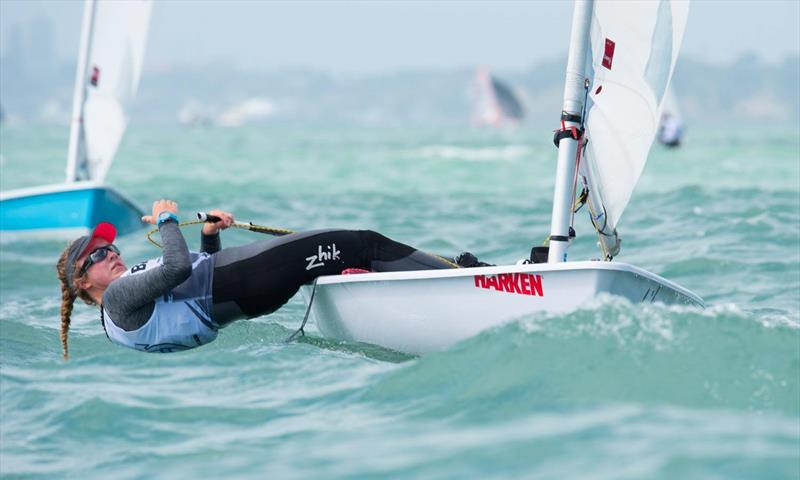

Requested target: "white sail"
[
  {"left": 657, "top": 85, "right": 685, "bottom": 146},
  {"left": 661, "top": 85, "right": 682, "bottom": 120},
  {"left": 80, "top": 0, "right": 152, "bottom": 182},
  {"left": 582, "top": 0, "right": 688, "bottom": 238}
]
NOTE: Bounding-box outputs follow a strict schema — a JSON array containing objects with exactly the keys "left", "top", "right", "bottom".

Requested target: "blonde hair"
[{"left": 56, "top": 242, "right": 98, "bottom": 361}]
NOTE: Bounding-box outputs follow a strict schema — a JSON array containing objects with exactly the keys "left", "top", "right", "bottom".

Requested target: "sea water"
[{"left": 1, "top": 124, "right": 798, "bottom": 479}]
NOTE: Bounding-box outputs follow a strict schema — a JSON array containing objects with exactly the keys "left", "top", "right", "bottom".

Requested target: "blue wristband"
[{"left": 157, "top": 211, "right": 179, "bottom": 227}]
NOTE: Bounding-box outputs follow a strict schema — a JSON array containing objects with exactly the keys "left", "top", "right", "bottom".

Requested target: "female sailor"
[{"left": 56, "top": 199, "right": 459, "bottom": 358}]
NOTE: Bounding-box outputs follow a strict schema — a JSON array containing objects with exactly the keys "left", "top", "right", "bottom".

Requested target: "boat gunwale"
[{"left": 313, "top": 260, "right": 704, "bottom": 307}]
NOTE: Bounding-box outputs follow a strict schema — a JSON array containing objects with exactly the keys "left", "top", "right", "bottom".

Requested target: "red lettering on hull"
[{"left": 473, "top": 273, "right": 544, "bottom": 297}]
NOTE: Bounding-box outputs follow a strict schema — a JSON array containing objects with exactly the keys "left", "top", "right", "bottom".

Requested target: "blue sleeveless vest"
[{"left": 103, "top": 252, "right": 219, "bottom": 353}]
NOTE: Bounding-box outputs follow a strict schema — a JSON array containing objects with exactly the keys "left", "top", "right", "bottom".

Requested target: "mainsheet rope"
[{"left": 145, "top": 213, "right": 295, "bottom": 249}]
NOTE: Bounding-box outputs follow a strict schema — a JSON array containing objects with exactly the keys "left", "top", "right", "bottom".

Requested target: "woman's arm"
[
  {"left": 103, "top": 201, "right": 192, "bottom": 331},
  {"left": 200, "top": 209, "right": 234, "bottom": 254},
  {"left": 200, "top": 231, "right": 221, "bottom": 254}
]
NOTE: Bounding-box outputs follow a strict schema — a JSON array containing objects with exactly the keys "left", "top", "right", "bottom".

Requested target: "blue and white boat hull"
[{"left": 0, "top": 182, "right": 144, "bottom": 236}]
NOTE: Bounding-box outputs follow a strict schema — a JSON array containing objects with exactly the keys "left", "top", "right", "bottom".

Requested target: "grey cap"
[{"left": 65, "top": 222, "right": 117, "bottom": 290}]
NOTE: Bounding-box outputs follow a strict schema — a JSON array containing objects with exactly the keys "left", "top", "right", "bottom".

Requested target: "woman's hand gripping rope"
[{"left": 200, "top": 210, "right": 234, "bottom": 235}]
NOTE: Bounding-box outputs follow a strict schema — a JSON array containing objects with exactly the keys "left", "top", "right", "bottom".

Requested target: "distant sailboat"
[
  {"left": 473, "top": 68, "right": 526, "bottom": 127},
  {"left": 217, "top": 97, "right": 278, "bottom": 127},
  {"left": 301, "top": 0, "right": 702, "bottom": 356},
  {"left": 657, "top": 86, "right": 685, "bottom": 147},
  {"left": 0, "top": 0, "right": 151, "bottom": 236},
  {"left": 177, "top": 101, "right": 213, "bottom": 128}
]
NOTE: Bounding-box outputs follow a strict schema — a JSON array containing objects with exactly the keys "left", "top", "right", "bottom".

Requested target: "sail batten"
[{"left": 581, "top": 0, "right": 688, "bottom": 250}]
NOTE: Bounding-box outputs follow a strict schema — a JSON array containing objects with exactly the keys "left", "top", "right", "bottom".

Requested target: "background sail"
[
  {"left": 82, "top": 0, "right": 152, "bottom": 182},
  {"left": 473, "top": 68, "right": 526, "bottom": 127},
  {"left": 657, "top": 85, "right": 685, "bottom": 146},
  {"left": 582, "top": 0, "right": 689, "bottom": 232},
  {"left": 490, "top": 77, "right": 525, "bottom": 122}
]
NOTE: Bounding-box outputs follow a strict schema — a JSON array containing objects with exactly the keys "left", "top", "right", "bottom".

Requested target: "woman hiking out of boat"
[{"left": 56, "top": 199, "right": 460, "bottom": 359}]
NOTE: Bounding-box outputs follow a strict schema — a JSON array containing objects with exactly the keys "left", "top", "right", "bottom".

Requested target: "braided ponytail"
[
  {"left": 56, "top": 249, "right": 76, "bottom": 360},
  {"left": 56, "top": 243, "right": 98, "bottom": 361}
]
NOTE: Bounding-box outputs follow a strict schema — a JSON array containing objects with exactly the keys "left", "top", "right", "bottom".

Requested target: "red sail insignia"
[
  {"left": 90, "top": 66, "right": 100, "bottom": 86},
  {"left": 602, "top": 38, "right": 615, "bottom": 70}
]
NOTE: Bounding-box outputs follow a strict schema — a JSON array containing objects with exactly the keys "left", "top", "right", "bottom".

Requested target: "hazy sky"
[{"left": 1, "top": 0, "right": 798, "bottom": 73}]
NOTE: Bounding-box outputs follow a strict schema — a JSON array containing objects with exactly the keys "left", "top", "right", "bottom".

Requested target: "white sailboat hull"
[{"left": 304, "top": 262, "right": 702, "bottom": 355}]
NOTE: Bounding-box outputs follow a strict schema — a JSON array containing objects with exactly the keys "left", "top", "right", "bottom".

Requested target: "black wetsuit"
[
  {"left": 211, "top": 228, "right": 454, "bottom": 324},
  {"left": 103, "top": 220, "right": 456, "bottom": 332}
]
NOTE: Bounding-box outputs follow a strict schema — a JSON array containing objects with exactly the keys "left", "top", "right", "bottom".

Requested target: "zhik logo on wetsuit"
[{"left": 306, "top": 243, "right": 341, "bottom": 270}]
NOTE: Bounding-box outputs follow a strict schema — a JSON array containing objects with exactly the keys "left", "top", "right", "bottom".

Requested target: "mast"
[
  {"left": 547, "top": 0, "right": 594, "bottom": 263},
  {"left": 66, "top": 0, "right": 97, "bottom": 183}
]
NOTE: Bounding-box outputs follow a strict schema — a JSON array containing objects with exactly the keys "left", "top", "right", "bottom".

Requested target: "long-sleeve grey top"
[{"left": 103, "top": 221, "right": 221, "bottom": 331}]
